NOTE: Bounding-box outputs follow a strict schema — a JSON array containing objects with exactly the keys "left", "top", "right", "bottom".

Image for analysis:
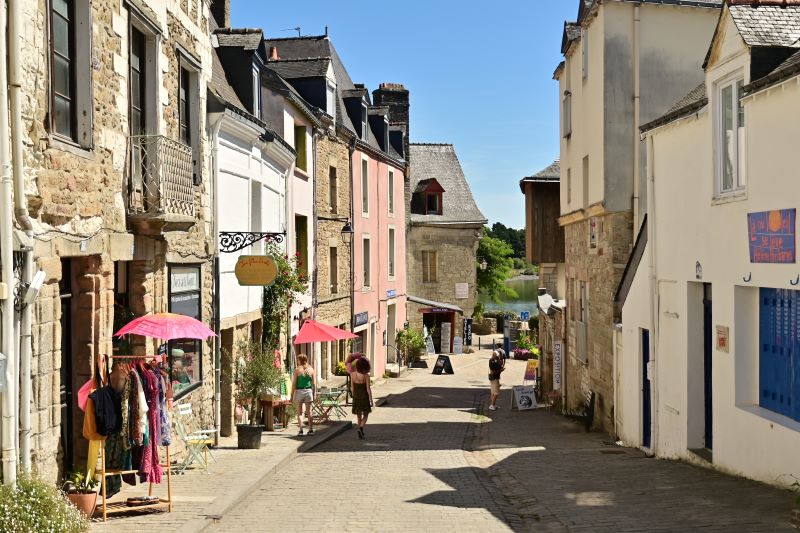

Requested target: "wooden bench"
[{"left": 564, "top": 390, "right": 595, "bottom": 432}]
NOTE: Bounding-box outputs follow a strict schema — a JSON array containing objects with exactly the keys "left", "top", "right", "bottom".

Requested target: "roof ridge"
[
  {"left": 410, "top": 142, "right": 453, "bottom": 146},
  {"left": 264, "top": 35, "right": 328, "bottom": 42},
  {"left": 268, "top": 56, "right": 331, "bottom": 63},
  {"left": 214, "top": 28, "right": 263, "bottom": 34}
]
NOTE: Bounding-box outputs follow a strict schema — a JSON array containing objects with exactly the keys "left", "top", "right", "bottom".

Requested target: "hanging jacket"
[{"left": 88, "top": 386, "right": 122, "bottom": 436}]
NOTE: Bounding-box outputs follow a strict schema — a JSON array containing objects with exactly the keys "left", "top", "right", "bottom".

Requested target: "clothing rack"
[{"left": 94, "top": 354, "right": 173, "bottom": 521}]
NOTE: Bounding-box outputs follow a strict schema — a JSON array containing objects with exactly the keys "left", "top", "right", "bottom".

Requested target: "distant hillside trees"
[{"left": 485, "top": 222, "right": 525, "bottom": 259}]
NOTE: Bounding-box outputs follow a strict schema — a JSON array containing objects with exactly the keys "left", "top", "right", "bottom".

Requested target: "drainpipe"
[
  {"left": 0, "top": 0, "right": 16, "bottom": 487},
  {"left": 348, "top": 137, "right": 356, "bottom": 333},
  {"left": 210, "top": 113, "right": 223, "bottom": 444},
  {"left": 646, "top": 134, "right": 659, "bottom": 456},
  {"left": 11, "top": 0, "right": 33, "bottom": 472},
  {"left": 310, "top": 129, "right": 319, "bottom": 372},
  {"left": 632, "top": 4, "right": 641, "bottom": 241}
]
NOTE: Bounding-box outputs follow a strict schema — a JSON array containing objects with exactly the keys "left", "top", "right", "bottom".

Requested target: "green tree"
[
  {"left": 477, "top": 229, "right": 518, "bottom": 303},
  {"left": 487, "top": 222, "right": 525, "bottom": 259}
]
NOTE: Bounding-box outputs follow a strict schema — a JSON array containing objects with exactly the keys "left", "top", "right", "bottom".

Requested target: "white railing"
[{"left": 127, "top": 135, "right": 194, "bottom": 218}]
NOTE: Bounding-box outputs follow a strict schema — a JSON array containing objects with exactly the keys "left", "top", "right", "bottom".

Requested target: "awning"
[{"left": 407, "top": 295, "right": 463, "bottom": 314}]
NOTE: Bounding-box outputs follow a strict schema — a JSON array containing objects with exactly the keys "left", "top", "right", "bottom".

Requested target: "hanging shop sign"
[
  {"left": 553, "top": 341, "right": 563, "bottom": 391},
  {"left": 748, "top": 208, "right": 796, "bottom": 264},
  {"left": 234, "top": 255, "right": 278, "bottom": 286}
]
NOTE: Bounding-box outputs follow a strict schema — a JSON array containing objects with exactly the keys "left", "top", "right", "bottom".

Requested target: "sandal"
[{"left": 357, "top": 427, "right": 364, "bottom": 439}]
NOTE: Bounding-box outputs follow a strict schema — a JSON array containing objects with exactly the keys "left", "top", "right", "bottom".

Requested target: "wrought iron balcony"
[{"left": 127, "top": 134, "right": 195, "bottom": 221}]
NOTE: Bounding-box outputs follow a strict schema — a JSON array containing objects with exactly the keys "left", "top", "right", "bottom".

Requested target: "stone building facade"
[
  {"left": 562, "top": 210, "right": 632, "bottom": 431},
  {"left": 20, "top": 0, "right": 214, "bottom": 481},
  {"left": 313, "top": 128, "right": 353, "bottom": 378},
  {"left": 406, "top": 144, "right": 486, "bottom": 353}
]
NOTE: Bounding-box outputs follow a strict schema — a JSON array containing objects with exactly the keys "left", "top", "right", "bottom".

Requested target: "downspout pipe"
[
  {"left": 632, "top": 4, "right": 641, "bottom": 241},
  {"left": 0, "top": 0, "right": 17, "bottom": 487},
  {"left": 209, "top": 113, "right": 223, "bottom": 444},
  {"left": 10, "top": 0, "right": 34, "bottom": 474},
  {"left": 646, "top": 133, "right": 659, "bottom": 456}
]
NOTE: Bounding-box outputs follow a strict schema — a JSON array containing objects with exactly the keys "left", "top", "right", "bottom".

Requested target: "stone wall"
[
  {"left": 406, "top": 224, "right": 481, "bottom": 337},
  {"left": 563, "top": 210, "right": 632, "bottom": 434},
  {"left": 313, "top": 131, "right": 352, "bottom": 376},
  {"left": 18, "top": 0, "right": 213, "bottom": 481}
]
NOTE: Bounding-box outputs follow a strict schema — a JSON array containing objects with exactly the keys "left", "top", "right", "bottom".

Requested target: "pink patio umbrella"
[
  {"left": 293, "top": 319, "right": 357, "bottom": 344},
  {"left": 114, "top": 312, "right": 216, "bottom": 341}
]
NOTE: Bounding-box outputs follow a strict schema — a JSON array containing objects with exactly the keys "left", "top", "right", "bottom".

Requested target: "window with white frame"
[
  {"left": 388, "top": 227, "right": 395, "bottom": 278},
  {"left": 388, "top": 169, "right": 395, "bottom": 215},
  {"left": 363, "top": 236, "right": 371, "bottom": 289},
  {"left": 717, "top": 77, "right": 745, "bottom": 195},
  {"left": 252, "top": 65, "right": 261, "bottom": 118},
  {"left": 361, "top": 158, "right": 369, "bottom": 214}
]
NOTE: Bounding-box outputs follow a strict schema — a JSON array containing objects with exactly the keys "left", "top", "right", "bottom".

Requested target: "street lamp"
[{"left": 340, "top": 221, "right": 354, "bottom": 244}]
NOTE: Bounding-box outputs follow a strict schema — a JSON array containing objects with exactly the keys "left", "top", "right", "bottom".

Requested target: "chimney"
[
  {"left": 269, "top": 46, "right": 279, "bottom": 60},
  {"left": 373, "top": 83, "right": 410, "bottom": 161},
  {"left": 210, "top": 0, "right": 230, "bottom": 28}
]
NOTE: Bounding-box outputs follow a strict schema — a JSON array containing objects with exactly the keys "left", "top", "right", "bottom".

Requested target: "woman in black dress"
[{"left": 351, "top": 357, "right": 373, "bottom": 439}]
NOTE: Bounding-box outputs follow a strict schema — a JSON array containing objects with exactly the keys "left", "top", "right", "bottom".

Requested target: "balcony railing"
[{"left": 127, "top": 135, "right": 194, "bottom": 218}]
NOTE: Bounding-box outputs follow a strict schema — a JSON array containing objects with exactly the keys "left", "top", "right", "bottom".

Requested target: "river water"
[{"left": 478, "top": 275, "right": 540, "bottom": 316}]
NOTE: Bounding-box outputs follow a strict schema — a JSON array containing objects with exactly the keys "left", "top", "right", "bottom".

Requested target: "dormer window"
[
  {"left": 411, "top": 178, "right": 445, "bottom": 216},
  {"left": 361, "top": 103, "right": 368, "bottom": 140},
  {"left": 326, "top": 81, "right": 336, "bottom": 121},
  {"left": 426, "top": 193, "right": 441, "bottom": 215}
]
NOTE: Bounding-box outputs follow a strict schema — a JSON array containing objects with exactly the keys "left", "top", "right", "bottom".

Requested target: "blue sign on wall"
[
  {"left": 748, "top": 209, "right": 796, "bottom": 264},
  {"left": 387, "top": 289, "right": 396, "bottom": 299},
  {"left": 520, "top": 311, "right": 531, "bottom": 321}
]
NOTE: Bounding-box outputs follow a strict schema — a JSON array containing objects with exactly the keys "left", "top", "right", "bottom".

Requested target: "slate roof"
[
  {"left": 745, "top": 48, "right": 800, "bottom": 93},
  {"left": 729, "top": 4, "right": 800, "bottom": 47},
  {"left": 640, "top": 83, "right": 707, "bottom": 132},
  {"left": 519, "top": 160, "right": 560, "bottom": 192},
  {"left": 408, "top": 144, "right": 486, "bottom": 225},
  {"left": 215, "top": 28, "right": 263, "bottom": 50},
  {"left": 209, "top": 47, "right": 246, "bottom": 111},
  {"left": 266, "top": 58, "right": 331, "bottom": 79},
  {"left": 263, "top": 35, "right": 404, "bottom": 165}
]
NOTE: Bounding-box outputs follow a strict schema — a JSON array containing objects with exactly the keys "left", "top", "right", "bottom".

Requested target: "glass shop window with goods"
[{"left": 168, "top": 266, "right": 202, "bottom": 397}]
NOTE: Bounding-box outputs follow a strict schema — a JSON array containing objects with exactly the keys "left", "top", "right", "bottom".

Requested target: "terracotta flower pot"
[{"left": 67, "top": 491, "right": 97, "bottom": 518}]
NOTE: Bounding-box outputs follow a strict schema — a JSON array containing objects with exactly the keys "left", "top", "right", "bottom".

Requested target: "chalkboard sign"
[
  {"left": 425, "top": 336, "right": 436, "bottom": 355},
  {"left": 453, "top": 336, "right": 463, "bottom": 355},
  {"left": 432, "top": 355, "right": 454, "bottom": 375}
]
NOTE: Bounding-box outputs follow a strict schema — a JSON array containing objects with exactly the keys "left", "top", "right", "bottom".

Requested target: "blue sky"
[{"left": 232, "top": 1, "right": 575, "bottom": 229}]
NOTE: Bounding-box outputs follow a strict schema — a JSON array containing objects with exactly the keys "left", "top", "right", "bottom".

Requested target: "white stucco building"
[{"left": 618, "top": 1, "right": 800, "bottom": 486}]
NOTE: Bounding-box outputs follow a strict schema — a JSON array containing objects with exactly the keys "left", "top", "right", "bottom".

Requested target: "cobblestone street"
[{"left": 205, "top": 351, "right": 796, "bottom": 532}]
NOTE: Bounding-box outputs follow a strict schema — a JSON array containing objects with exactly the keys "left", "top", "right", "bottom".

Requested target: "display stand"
[{"left": 96, "top": 443, "right": 173, "bottom": 521}]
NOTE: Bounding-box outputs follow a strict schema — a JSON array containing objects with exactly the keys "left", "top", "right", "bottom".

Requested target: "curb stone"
[{"left": 175, "top": 421, "right": 352, "bottom": 533}]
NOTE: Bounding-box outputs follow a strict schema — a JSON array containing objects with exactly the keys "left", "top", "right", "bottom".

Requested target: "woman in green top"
[{"left": 293, "top": 354, "right": 316, "bottom": 436}]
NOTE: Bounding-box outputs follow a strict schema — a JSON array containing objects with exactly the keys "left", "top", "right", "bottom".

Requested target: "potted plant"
[
  {"left": 396, "top": 329, "right": 426, "bottom": 366},
  {"left": 230, "top": 339, "right": 283, "bottom": 449},
  {"left": 62, "top": 471, "right": 98, "bottom": 518}
]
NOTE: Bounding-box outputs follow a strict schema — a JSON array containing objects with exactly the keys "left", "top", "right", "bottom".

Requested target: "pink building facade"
[{"left": 352, "top": 150, "right": 407, "bottom": 377}]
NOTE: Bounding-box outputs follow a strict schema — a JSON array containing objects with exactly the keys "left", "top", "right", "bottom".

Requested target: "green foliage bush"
[
  {"left": 396, "top": 329, "right": 426, "bottom": 360},
  {"left": 0, "top": 474, "right": 89, "bottom": 533},
  {"left": 512, "top": 257, "right": 526, "bottom": 270}
]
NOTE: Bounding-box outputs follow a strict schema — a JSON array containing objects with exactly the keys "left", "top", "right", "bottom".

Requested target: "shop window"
[
  {"left": 169, "top": 265, "right": 202, "bottom": 397},
  {"left": 759, "top": 288, "right": 799, "bottom": 422}
]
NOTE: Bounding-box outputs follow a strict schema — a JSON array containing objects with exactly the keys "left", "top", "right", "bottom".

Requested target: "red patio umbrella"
[
  {"left": 114, "top": 312, "right": 216, "bottom": 341},
  {"left": 293, "top": 320, "right": 357, "bottom": 344}
]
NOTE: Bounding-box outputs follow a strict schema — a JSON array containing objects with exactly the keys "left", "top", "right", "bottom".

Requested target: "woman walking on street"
[
  {"left": 293, "top": 354, "right": 316, "bottom": 436},
  {"left": 351, "top": 357, "right": 373, "bottom": 439},
  {"left": 488, "top": 350, "right": 505, "bottom": 411}
]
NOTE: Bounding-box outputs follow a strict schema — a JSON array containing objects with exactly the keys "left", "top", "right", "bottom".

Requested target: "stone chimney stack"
[
  {"left": 372, "top": 83, "right": 410, "bottom": 161},
  {"left": 269, "top": 46, "right": 279, "bottom": 60},
  {"left": 210, "top": 0, "right": 231, "bottom": 29}
]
